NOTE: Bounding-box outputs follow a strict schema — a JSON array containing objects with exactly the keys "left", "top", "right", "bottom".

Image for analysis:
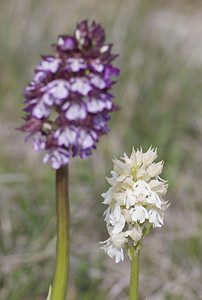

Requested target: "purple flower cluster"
[{"left": 19, "top": 20, "right": 120, "bottom": 169}]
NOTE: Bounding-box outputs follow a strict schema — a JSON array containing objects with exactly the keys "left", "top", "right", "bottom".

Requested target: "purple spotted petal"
[
  {"left": 66, "top": 58, "right": 87, "bottom": 72},
  {"left": 55, "top": 126, "right": 77, "bottom": 147},
  {"left": 32, "top": 101, "right": 50, "bottom": 119},
  {"left": 65, "top": 103, "right": 87, "bottom": 120},
  {"left": 36, "top": 56, "right": 60, "bottom": 73},
  {"left": 70, "top": 77, "right": 91, "bottom": 95},
  {"left": 43, "top": 148, "right": 69, "bottom": 169},
  {"left": 43, "top": 80, "right": 69, "bottom": 105}
]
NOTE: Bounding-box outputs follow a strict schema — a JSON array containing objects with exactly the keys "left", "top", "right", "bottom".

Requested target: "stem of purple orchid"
[{"left": 50, "top": 166, "right": 69, "bottom": 300}]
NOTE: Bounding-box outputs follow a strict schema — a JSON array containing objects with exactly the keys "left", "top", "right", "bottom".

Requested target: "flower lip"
[
  {"left": 65, "top": 57, "right": 87, "bottom": 72},
  {"left": 36, "top": 56, "right": 61, "bottom": 73},
  {"left": 65, "top": 103, "right": 87, "bottom": 121}
]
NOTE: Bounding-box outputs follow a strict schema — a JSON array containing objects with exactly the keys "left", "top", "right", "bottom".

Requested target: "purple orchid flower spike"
[{"left": 19, "top": 20, "right": 120, "bottom": 169}]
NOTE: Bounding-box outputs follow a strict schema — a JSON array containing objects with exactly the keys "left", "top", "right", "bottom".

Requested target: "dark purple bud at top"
[
  {"left": 19, "top": 20, "right": 120, "bottom": 169},
  {"left": 57, "top": 36, "right": 77, "bottom": 51}
]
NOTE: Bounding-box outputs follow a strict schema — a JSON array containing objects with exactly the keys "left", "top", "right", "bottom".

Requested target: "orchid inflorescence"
[
  {"left": 19, "top": 20, "right": 119, "bottom": 169},
  {"left": 101, "top": 147, "right": 169, "bottom": 263}
]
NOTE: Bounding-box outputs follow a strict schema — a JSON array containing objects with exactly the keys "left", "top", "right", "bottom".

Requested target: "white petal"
[
  {"left": 113, "top": 158, "right": 131, "bottom": 176},
  {"left": 124, "top": 224, "right": 142, "bottom": 244},
  {"left": 103, "top": 207, "right": 111, "bottom": 222},
  {"left": 146, "top": 191, "right": 162, "bottom": 209},
  {"left": 134, "top": 148, "right": 143, "bottom": 167},
  {"left": 109, "top": 245, "right": 124, "bottom": 263},
  {"left": 102, "top": 187, "right": 114, "bottom": 205},
  {"left": 142, "top": 147, "right": 157, "bottom": 166},
  {"left": 111, "top": 232, "right": 126, "bottom": 247},
  {"left": 133, "top": 180, "right": 151, "bottom": 197},
  {"left": 109, "top": 205, "right": 125, "bottom": 233},
  {"left": 147, "top": 161, "right": 163, "bottom": 177},
  {"left": 125, "top": 189, "right": 136, "bottom": 208},
  {"left": 121, "top": 177, "right": 134, "bottom": 189},
  {"left": 113, "top": 193, "right": 125, "bottom": 206},
  {"left": 148, "top": 209, "right": 164, "bottom": 227},
  {"left": 111, "top": 216, "right": 125, "bottom": 234},
  {"left": 100, "top": 236, "right": 125, "bottom": 263},
  {"left": 130, "top": 206, "right": 148, "bottom": 224},
  {"left": 149, "top": 179, "right": 168, "bottom": 195},
  {"left": 122, "top": 209, "right": 132, "bottom": 223},
  {"left": 111, "top": 205, "right": 121, "bottom": 221}
]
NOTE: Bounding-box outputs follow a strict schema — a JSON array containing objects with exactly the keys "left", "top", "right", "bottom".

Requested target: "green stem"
[
  {"left": 129, "top": 247, "right": 140, "bottom": 300},
  {"left": 50, "top": 166, "right": 69, "bottom": 300}
]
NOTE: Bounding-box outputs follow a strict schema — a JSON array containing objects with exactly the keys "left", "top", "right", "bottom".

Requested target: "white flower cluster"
[{"left": 100, "top": 147, "right": 168, "bottom": 263}]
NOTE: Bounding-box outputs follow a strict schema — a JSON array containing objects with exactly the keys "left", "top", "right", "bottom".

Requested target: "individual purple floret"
[{"left": 19, "top": 20, "right": 120, "bottom": 169}]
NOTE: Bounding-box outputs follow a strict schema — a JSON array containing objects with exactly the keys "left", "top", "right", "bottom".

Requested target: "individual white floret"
[{"left": 101, "top": 232, "right": 127, "bottom": 263}]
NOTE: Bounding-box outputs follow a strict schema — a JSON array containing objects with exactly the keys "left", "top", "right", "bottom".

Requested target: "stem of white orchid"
[
  {"left": 50, "top": 166, "right": 69, "bottom": 300},
  {"left": 129, "top": 247, "right": 140, "bottom": 300}
]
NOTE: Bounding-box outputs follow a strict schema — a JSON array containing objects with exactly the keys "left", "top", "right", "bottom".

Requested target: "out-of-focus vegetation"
[{"left": 1, "top": 0, "right": 202, "bottom": 299}]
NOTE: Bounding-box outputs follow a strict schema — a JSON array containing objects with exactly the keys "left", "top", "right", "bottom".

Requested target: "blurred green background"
[{"left": 1, "top": 0, "right": 202, "bottom": 299}]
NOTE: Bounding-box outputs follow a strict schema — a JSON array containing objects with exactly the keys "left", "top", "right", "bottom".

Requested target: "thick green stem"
[
  {"left": 129, "top": 248, "right": 140, "bottom": 300},
  {"left": 50, "top": 167, "right": 69, "bottom": 300}
]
